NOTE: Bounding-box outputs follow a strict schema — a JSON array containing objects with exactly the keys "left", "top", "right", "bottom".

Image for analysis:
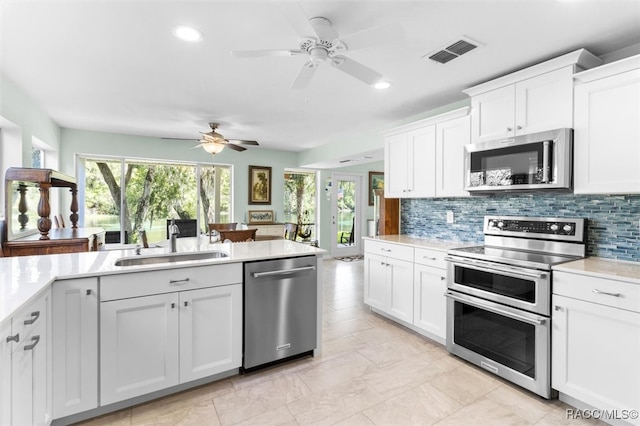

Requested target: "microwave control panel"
[{"left": 484, "top": 216, "right": 585, "bottom": 242}]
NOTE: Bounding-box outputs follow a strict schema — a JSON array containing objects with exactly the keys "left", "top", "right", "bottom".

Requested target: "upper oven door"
[
  {"left": 445, "top": 255, "right": 550, "bottom": 315},
  {"left": 464, "top": 128, "right": 572, "bottom": 192}
]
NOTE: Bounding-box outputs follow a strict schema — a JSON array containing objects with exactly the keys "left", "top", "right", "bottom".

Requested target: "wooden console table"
[
  {"left": 2, "top": 227, "right": 105, "bottom": 257},
  {"left": 5, "top": 167, "right": 79, "bottom": 240}
]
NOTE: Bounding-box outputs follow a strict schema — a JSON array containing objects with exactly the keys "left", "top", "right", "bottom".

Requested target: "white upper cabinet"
[
  {"left": 435, "top": 115, "right": 470, "bottom": 197},
  {"left": 384, "top": 125, "right": 436, "bottom": 198},
  {"left": 464, "top": 49, "right": 601, "bottom": 143},
  {"left": 383, "top": 107, "right": 470, "bottom": 198},
  {"left": 573, "top": 55, "right": 640, "bottom": 194}
]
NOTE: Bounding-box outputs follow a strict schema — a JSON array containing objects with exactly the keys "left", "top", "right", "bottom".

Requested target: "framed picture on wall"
[
  {"left": 249, "top": 165, "right": 272, "bottom": 205},
  {"left": 368, "top": 171, "right": 384, "bottom": 205}
]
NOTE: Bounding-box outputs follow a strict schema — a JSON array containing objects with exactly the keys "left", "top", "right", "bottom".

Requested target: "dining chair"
[
  {"left": 218, "top": 228, "right": 257, "bottom": 243},
  {"left": 283, "top": 222, "right": 298, "bottom": 241},
  {"left": 208, "top": 222, "right": 237, "bottom": 242}
]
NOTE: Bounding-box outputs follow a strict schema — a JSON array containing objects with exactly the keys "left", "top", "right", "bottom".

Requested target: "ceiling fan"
[
  {"left": 165, "top": 123, "right": 259, "bottom": 156},
  {"left": 231, "top": 4, "right": 398, "bottom": 89}
]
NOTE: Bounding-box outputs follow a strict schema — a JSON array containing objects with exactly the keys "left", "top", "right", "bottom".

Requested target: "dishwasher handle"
[{"left": 252, "top": 265, "right": 316, "bottom": 278}]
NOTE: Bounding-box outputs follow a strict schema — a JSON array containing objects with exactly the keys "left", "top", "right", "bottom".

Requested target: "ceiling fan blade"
[
  {"left": 330, "top": 55, "right": 384, "bottom": 85},
  {"left": 226, "top": 143, "right": 247, "bottom": 152},
  {"left": 291, "top": 62, "right": 317, "bottom": 89},
  {"left": 337, "top": 22, "right": 404, "bottom": 51},
  {"left": 309, "top": 17, "right": 339, "bottom": 42},
  {"left": 275, "top": 1, "right": 316, "bottom": 38},
  {"left": 190, "top": 143, "right": 205, "bottom": 149},
  {"left": 227, "top": 139, "right": 259, "bottom": 146},
  {"left": 162, "top": 137, "right": 198, "bottom": 141},
  {"left": 231, "top": 49, "right": 304, "bottom": 57}
]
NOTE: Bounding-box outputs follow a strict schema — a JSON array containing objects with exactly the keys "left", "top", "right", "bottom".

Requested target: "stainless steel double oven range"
[{"left": 445, "top": 216, "right": 586, "bottom": 398}]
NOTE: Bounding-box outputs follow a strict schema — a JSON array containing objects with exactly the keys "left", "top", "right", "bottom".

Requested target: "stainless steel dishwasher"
[{"left": 243, "top": 255, "right": 317, "bottom": 371}]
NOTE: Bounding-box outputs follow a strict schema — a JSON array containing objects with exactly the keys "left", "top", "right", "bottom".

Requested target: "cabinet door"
[
  {"left": 364, "top": 253, "right": 387, "bottom": 310},
  {"left": 413, "top": 264, "right": 447, "bottom": 341},
  {"left": 408, "top": 125, "right": 436, "bottom": 198},
  {"left": 470, "top": 85, "right": 515, "bottom": 142},
  {"left": 552, "top": 295, "right": 640, "bottom": 417},
  {"left": 515, "top": 67, "right": 573, "bottom": 135},
  {"left": 1, "top": 321, "right": 13, "bottom": 426},
  {"left": 100, "top": 293, "right": 179, "bottom": 405},
  {"left": 384, "top": 132, "right": 409, "bottom": 197},
  {"left": 574, "top": 69, "right": 640, "bottom": 194},
  {"left": 435, "top": 116, "right": 470, "bottom": 197},
  {"left": 386, "top": 257, "right": 414, "bottom": 323},
  {"left": 52, "top": 278, "right": 98, "bottom": 418},
  {"left": 179, "top": 285, "right": 242, "bottom": 383}
]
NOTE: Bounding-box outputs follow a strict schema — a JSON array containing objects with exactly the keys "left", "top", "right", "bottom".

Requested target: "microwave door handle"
[
  {"left": 542, "top": 140, "right": 550, "bottom": 183},
  {"left": 445, "top": 291, "right": 547, "bottom": 326}
]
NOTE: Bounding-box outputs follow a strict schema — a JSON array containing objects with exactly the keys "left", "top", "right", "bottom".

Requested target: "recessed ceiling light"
[
  {"left": 173, "top": 25, "right": 203, "bottom": 43},
  {"left": 374, "top": 81, "right": 391, "bottom": 90}
]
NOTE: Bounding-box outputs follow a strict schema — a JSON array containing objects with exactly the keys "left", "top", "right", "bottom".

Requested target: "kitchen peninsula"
[{"left": 0, "top": 238, "right": 324, "bottom": 425}]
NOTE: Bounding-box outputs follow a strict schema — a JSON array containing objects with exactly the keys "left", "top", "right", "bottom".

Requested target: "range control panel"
[{"left": 484, "top": 216, "right": 585, "bottom": 242}]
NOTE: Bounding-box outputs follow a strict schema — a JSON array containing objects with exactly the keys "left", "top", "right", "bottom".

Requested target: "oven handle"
[
  {"left": 444, "top": 256, "right": 547, "bottom": 279},
  {"left": 445, "top": 291, "right": 547, "bottom": 326}
]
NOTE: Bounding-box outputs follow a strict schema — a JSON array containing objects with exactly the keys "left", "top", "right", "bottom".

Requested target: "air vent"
[{"left": 424, "top": 36, "right": 482, "bottom": 64}]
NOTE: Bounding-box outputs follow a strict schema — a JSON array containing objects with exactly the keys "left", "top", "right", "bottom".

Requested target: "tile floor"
[{"left": 79, "top": 258, "right": 602, "bottom": 426}]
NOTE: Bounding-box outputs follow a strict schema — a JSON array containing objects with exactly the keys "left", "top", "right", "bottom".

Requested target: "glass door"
[{"left": 331, "top": 173, "right": 362, "bottom": 258}]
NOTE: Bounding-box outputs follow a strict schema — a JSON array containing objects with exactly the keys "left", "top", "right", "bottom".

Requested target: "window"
[
  {"left": 31, "top": 147, "right": 44, "bottom": 168},
  {"left": 283, "top": 170, "right": 317, "bottom": 241},
  {"left": 82, "top": 156, "right": 232, "bottom": 244}
]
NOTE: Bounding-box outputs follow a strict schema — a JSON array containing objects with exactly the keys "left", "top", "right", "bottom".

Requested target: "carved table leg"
[
  {"left": 70, "top": 186, "right": 79, "bottom": 228},
  {"left": 17, "top": 184, "right": 29, "bottom": 230},
  {"left": 37, "top": 183, "right": 52, "bottom": 240}
]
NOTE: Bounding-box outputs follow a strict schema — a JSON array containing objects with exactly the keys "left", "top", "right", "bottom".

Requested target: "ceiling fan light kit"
[{"left": 172, "top": 25, "right": 203, "bottom": 43}]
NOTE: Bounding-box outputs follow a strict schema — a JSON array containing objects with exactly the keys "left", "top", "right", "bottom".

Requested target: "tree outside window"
[{"left": 283, "top": 171, "right": 316, "bottom": 240}]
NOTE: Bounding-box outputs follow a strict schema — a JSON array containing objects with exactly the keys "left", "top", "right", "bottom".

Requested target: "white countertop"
[
  {"left": 553, "top": 257, "right": 640, "bottom": 285},
  {"left": 0, "top": 237, "right": 325, "bottom": 326},
  {"left": 363, "top": 235, "right": 466, "bottom": 251}
]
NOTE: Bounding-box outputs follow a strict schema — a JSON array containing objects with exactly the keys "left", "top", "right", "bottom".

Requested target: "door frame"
[{"left": 330, "top": 172, "right": 364, "bottom": 258}]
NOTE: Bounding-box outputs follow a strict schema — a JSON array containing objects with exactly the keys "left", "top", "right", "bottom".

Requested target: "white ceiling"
[{"left": 2, "top": 1, "right": 640, "bottom": 162}]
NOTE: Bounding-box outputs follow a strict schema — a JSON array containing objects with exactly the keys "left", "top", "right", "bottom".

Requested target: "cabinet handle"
[
  {"left": 592, "top": 289, "right": 621, "bottom": 298},
  {"left": 554, "top": 306, "right": 564, "bottom": 311},
  {"left": 440, "top": 276, "right": 446, "bottom": 280},
  {"left": 184, "top": 301, "right": 189, "bottom": 307},
  {"left": 24, "top": 311, "right": 40, "bottom": 325},
  {"left": 24, "top": 335, "right": 40, "bottom": 351},
  {"left": 169, "top": 278, "right": 190, "bottom": 285},
  {"left": 86, "top": 289, "right": 92, "bottom": 296},
  {"left": 6, "top": 333, "right": 19, "bottom": 343},
  {"left": 171, "top": 303, "right": 176, "bottom": 309},
  {"left": 423, "top": 256, "right": 437, "bottom": 260},
  {"left": 380, "top": 248, "right": 391, "bottom": 252},
  {"left": 516, "top": 125, "right": 522, "bottom": 130},
  {"left": 506, "top": 127, "right": 512, "bottom": 132}
]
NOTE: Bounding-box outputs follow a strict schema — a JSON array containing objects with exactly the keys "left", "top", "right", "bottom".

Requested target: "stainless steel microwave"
[{"left": 464, "top": 128, "right": 573, "bottom": 192}]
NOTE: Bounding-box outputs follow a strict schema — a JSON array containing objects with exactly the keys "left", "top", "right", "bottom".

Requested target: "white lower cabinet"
[
  {"left": 364, "top": 241, "right": 414, "bottom": 323},
  {"left": 52, "top": 277, "right": 98, "bottom": 418},
  {"left": 100, "top": 281, "right": 243, "bottom": 406},
  {"left": 100, "top": 292, "right": 180, "bottom": 405},
  {"left": 413, "top": 248, "right": 447, "bottom": 342},
  {"left": 552, "top": 271, "right": 640, "bottom": 425},
  {"left": 2, "top": 289, "right": 51, "bottom": 426}
]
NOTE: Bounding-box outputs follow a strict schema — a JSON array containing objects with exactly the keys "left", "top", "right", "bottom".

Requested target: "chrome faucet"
[{"left": 168, "top": 219, "right": 180, "bottom": 253}]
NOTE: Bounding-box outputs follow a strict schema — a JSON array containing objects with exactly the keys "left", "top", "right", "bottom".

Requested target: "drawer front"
[
  {"left": 554, "top": 271, "right": 640, "bottom": 313},
  {"left": 12, "top": 292, "right": 47, "bottom": 345},
  {"left": 414, "top": 247, "right": 447, "bottom": 269},
  {"left": 101, "top": 263, "right": 243, "bottom": 301},
  {"left": 364, "top": 240, "right": 413, "bottom": 261}
]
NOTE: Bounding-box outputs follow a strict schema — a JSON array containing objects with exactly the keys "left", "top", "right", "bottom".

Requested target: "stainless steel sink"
[{"left": 114, "top": 251, "right": 228, "bottom": 267}]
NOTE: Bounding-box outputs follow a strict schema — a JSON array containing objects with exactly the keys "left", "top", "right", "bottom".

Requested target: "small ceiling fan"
[
  {"left": 165, "top": 123, "right": 259, "bottom": 156},
  {"left": 231, "top": 4, "right": 398, "bottom": 89}
]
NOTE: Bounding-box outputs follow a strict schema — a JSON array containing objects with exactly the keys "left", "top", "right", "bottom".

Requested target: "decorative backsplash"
[{"left": 401, "top": 194, "right": 640, "bottom": 262}]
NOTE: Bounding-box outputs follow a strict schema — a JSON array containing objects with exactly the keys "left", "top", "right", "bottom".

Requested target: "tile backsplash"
[{"left": 401, "top": 194, "right": 640, "bottom": 262}]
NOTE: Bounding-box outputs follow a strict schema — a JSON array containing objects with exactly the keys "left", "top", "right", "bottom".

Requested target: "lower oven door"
[{"left": 445, "top": 290, "right": 553, "bottom": 399}]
